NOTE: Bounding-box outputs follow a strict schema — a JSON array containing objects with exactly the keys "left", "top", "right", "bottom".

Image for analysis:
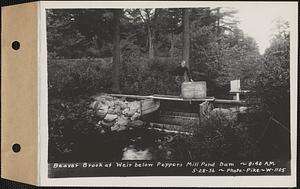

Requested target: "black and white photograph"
[{"left": 44, "top": 1, "right": 296, "bottom": 180}]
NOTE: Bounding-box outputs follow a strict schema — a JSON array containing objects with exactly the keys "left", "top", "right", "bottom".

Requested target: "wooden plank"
[
  {"left": 109, "top": 93, "right": 151, "bottom": 99},
  {"left": 152, "top": 95, "right": 244, "bottom": 104},
  {"left": 160, "top": 111, "right": 199, "bottom": 117},
  {"left": 141, "top": 99, "right": 160, "bottom": 116},
  {"left": 149, "top": 122, "right": 193, "bottom": 134},
  {"left": 142, "top": 98, "right": 157, "bottom": 107},
  {"left": 148, "top": 127, "right": 193, "bottom": 136},
  {"left": 152, "top": 94, "right": 215, "bottom": 102},
  {"left": 109, "top": 93, "right": 245, "bottom": 105},
  {"left": 159, "top": 115, "right": 199, "bottom": 127},
  {"left": 214, "top": 99, "right": 245, "bottom": 104},
  {"left": 99, "top": 94, "right": 226, "bottom": 106}
]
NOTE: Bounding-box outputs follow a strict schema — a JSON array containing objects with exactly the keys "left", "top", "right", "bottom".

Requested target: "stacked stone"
[{"left": 90, "top": 94, "right": 143, "bottom": 133}]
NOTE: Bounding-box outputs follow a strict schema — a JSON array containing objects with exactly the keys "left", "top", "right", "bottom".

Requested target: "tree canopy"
[
  {"left": 47, "top": 8, "right": 290, "bottom": 116},
  {"left": 47, "top": 8, "right": 265, "bottom": 97}
]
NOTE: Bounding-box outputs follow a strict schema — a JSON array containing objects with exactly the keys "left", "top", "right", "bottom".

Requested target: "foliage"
[
  {"left": 48, "top": 96, "right": 97, "bottom": 161},
  {"left": 47, "top": 8, "right": 264, "bottom": 97},
  {"left": 190, "top": 16, "right": 262, "bottom": 96},
  {"left": 47, "top": 9, "right": 117, "bottom": 58},
  {"left": 251, "top": 22, "right": 290, "bottom": 126},
  {"left": 48, "top": 56, "right": 181, "bottom": 97},
  {"left": 187, "top": 112, "right": 258, "bottom": 160},
  {"left": 48, "top": 59, "right": 113, "bottom": 98},
  {"left": 155, "top": 111, "right": 260, "bottom": 161}
]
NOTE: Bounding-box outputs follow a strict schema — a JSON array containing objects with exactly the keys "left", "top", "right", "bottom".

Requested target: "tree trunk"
[
  {"left": 112, "top": 9, "right": 121, "bottom": 93},
  {"left": 148, "top": 25, "right": 154, "bottom": 59},
  {"left": 169, "top": 33, "right": 175, "bottom": 58},
  {"left": 183, "top": 8, "right": 190, "bottom": 68},
  {"left": 216, "top": 8, "right": 221, "bottom": 68},
  {"left": 153, "top": 9, "right": 159, "bottom": 57}
]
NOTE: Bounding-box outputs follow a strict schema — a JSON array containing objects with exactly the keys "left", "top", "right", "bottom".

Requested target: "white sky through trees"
[{"left": 231, "top": 3, "right": 294, "bottom": 54}]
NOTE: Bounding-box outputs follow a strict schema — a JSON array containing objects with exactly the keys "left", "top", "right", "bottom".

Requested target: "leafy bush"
[
  {"left": 48, "top": 96, "right": 98, "bottom": 161},
  {"left": 48, "top": 58, "right": 113, "bottom": 98},
  {"left": 48, "top": 56, "right": 183, "bottom": 98},
  {"left": 250, "top": 33, "right": 290, "bottom": 127},
  {"left": 153, "top": 110, "right": 259, "bottom": 161}
]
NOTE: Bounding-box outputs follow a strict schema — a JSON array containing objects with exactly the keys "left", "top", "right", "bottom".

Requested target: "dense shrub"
[
  {"left": 48, "top": 56, "right": 183, "bottom": 98},
  {"left": 48, "top": 58, "right": 113, "bottom": 98},
  {"left": 121, "top": 57, "right": 181, "bottom": 95},
  {"left": 250, "top": 33, "right": 290, "bottom": 127},
  {"left": 155, "top": 111, "right": 259, "bottom": 161},
  {"left": 188, "top": 110, "right": 258, "bottom": 160},
  {"left": 48, "top": 96, "right": 97, "bottom": 161}
]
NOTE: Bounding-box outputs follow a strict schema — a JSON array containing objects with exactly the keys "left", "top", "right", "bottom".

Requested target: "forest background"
[
  {"left": 44, "top": 7, "right": 293, "bottom": 162},
  {"left": 47, "top": 8, "right": 290, "bottom": 125}
]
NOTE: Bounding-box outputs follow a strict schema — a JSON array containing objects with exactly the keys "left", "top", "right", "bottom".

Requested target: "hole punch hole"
[
  {"left": 12, "top": 41, "right": 20, "bottom": 50},
  {"left": 12, "top": 143, "right": 21, "bottom": 153}
]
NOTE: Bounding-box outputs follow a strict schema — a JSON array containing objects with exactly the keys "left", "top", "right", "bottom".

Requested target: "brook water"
[{"left": 49, "top": 127, "right": 183, "bottom": 163}]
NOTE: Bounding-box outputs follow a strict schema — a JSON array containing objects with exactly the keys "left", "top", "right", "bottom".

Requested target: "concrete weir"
[{"left": 91, "top": 94, "right": 246, "bottom": 133}]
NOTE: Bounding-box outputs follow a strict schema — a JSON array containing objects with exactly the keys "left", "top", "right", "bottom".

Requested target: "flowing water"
[
  {"left": 119, "top": 128, "right": 176, "bottom": 160},
  {"left": 49, "top": 127, "right": 179, "bottom": 162}
]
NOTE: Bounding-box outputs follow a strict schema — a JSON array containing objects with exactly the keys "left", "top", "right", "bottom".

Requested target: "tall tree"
[
  {"left": 140, "top": 9, "right": 155, "bottom": 59},
  {"left": 255, "top": 20, "right": 290, "bottom": 125},
  {"left": 182, "top": 8, "right": 191, "bottom": 68},
  {"left": 112, "top": 9, "right": 122, "bottom": 92},
  {"left": 156, "top": 8, "right": 183, "bottom": 58},
  {"left": 125, "top": 8, "right": 156, "bottom": 58}
]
